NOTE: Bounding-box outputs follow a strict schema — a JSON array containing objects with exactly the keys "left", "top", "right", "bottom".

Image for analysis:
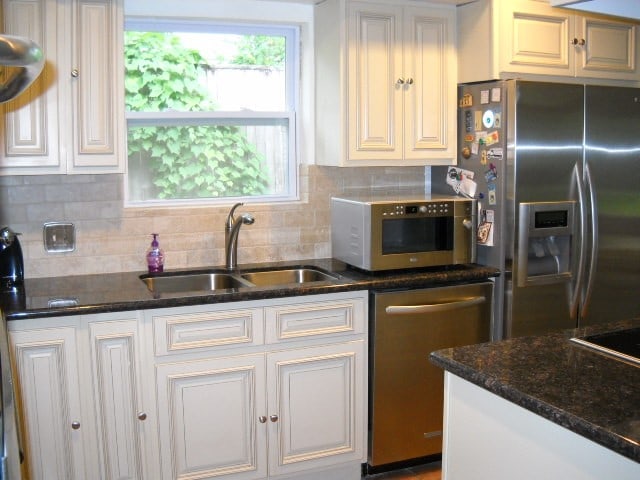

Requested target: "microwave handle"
[{"left": 385, "top": 296, "right": 486, "bottom": 315}]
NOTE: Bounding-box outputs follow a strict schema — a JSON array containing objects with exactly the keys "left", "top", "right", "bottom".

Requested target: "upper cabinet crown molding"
[
  {"left": 1, "top": 0, "right": 125, "bottom": 176},
  {"left": 458, "top": 0, "right": 640, "bottom": 84},
  {"left": 315, "top": 0, "right": 457, "bottom": 167}
]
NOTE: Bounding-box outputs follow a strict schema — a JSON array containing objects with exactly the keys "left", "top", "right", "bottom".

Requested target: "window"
[{"left": 124, "top": 19, "right": 299, "bottom": 206}]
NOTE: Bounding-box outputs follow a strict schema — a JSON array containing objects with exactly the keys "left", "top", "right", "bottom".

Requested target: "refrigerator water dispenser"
[{"left": 517, "top": 201, "right": 575, "bottom": 287}]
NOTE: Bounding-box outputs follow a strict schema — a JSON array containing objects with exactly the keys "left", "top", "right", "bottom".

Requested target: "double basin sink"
[{"left": 140, "top": 267, "right": 339, "bottom": 294}]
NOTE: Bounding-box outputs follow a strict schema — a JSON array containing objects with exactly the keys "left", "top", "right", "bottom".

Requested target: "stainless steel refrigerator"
[{"left": 433, "top": 80, "right": 640, "bottom": 339}]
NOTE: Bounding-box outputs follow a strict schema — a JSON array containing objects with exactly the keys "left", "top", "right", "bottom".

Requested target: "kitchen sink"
[
  {"left": 140, "top": 272, "right": 253, "bottom": 293},
  {"left": 240, "top": 268, "right": 338, "bottom": 286},
  {"left": 140, "top": 267, "right": 339, "bottom": 293}
]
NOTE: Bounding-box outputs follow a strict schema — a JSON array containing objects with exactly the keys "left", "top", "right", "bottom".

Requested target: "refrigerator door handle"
[
  {"left": 581, "top": 163, "right": 598, "bottom": 320},
  {"left": 570, "top": 164, "right": 587, "bottom": 321}
]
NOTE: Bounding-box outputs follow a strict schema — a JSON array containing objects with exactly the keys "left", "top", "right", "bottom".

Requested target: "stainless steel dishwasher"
[{"left": 368, "top": 281, "right": 493, "bottom": 470}]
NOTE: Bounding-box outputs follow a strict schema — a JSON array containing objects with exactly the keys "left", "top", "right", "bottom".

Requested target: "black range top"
[{"left": 571, "top": 327, "right": 640, "bottom": 366}]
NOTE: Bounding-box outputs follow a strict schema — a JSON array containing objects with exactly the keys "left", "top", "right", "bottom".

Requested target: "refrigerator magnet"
[
  {"left": 487, "top": 148, "right": 503, "bottom": 160},
  {"left": 494, "top": 112, "right": 502, "bottom": 128},
  {"left": 460, "top": 93, "right": 473, "bottom": 107},
  {"left": 480, "top": 89, "right": 490, "bottom": 104},
  {"left": 477, "top": 210, "right": 495, "bottom": 246},
  {"left": 483, "top": 110, "right": 495, "bottom": 128},
  {"left": 474, "top": 111, "right": 483, "bottom": 130},
  {"left": 484, "top": 131, "right": 499, "bottom": 146},
  {"left": 488, "top": 184, "right": 497, "bottom": 206},
  {"left": 485, "top": 166, "right": 497, "bottom": 183}
]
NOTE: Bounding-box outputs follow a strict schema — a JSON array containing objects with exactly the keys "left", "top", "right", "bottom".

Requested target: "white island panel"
[{"left": 442, "top": 373, "right": 640, "bottom": 480}]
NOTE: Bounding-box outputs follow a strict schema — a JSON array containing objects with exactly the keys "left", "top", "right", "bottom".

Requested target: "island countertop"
[
  {"left": 0, "top": 259, "right": 498, "bottom": 320},
  {"left": 430, "top": 319, "right": 640, "bottom": 463}
]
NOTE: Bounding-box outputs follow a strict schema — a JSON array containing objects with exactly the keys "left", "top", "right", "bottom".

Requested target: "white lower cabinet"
[
  {"left": 266, "top": 341, "right": 365, "bottom": 477},
  {"left": 9, "top": 323, "right": 89, "bottom": 480},
  {"left": 149, "top": 291, "right": 368, "bottom": 480},
  {"left": 86, "top": 315, "right": 155, "bottom": 480},
  {"left": 8, "top": 311, "right": 154, "bottom": 480},
  {"left": 155, "top": 353, "right": 268, "bottom": 480},
  {"left": 155, "top": 343, "right": 367, "bottom": 480},
  {"left": 8, "top": 291, "right": 368, "bottom": 480}
]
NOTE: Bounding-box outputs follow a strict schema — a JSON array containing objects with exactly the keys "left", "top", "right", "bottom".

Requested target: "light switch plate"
[{"left": 43, "top": 222, "right": 76, "bottom": 253}]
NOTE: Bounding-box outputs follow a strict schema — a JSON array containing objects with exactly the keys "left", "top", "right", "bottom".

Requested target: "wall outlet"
[{"left": 43, "top": 222, "right": 76, "bottom": 253}]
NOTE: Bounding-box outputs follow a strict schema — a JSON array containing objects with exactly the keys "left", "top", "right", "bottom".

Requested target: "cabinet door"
[
  {"left": 86, "top": 314, "right": 152, "bottom": 480},
  {"left": 9, "top": 325, "right": 94, "bottom": 480},
  {"left": 266, "top": 340, "right": 366, "bottom": 477},
  {"left": 500, "top": 0, "right": 574, "bottom": 76},
  {"left": 155, "top": 354, "right": 267, "bottom": 480},
  {"left": 576, "top": 16, "right": 638, "bottom": 80},
  {"left": 403, "top": 6, "right": 456, "bottom": 163},
  {"left": 347, "top": 2, "right": 403, "bottom": 162},
  {"left": 0, "top": 0, "right": 63, "bottom": 174},
  {"left": 68, "top": 0, "right": 124, "bottom": 173}
]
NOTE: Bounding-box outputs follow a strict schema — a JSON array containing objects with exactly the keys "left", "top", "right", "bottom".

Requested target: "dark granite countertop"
[
  {"left": 1, "top": 259, "right": 498, "bottom": 321},
  {"left": 430, "top": 319, "right": 640, "bottom": 463}
]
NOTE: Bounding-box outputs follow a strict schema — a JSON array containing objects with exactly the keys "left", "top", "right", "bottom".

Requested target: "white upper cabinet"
[
  {"left": 316, "top": 0, "right": 457, "bottom": 167},
  {"left": 1, "top": 0, "right": 125, "bottom": 175},
  {"left": 458, "top": 0, "right": 640, "bottom": 83}
]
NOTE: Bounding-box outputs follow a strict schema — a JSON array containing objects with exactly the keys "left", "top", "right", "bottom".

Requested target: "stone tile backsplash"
[{"left": 0, "top": 165, "right": 427, "bottom": 278}]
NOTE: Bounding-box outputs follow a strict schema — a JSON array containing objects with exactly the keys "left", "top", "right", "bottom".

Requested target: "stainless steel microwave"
[{"left": 331, "top": 195, "right": 476, "bottom": 271}]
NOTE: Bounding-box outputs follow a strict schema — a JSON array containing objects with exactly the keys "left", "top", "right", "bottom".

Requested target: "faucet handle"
[{"left": 226, "top": 202, "right": 244, "bottom": 228}]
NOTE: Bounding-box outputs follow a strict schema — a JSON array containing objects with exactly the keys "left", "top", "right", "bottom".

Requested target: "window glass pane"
[
  {"left": 124, "top": 31, "right": 287, "bottom": 112},
  {"left": 124, "top": 20, "right": 298, "bottom": 206},
  {"left": 127, "top": 122, "right": 289, "bottom": 202}
]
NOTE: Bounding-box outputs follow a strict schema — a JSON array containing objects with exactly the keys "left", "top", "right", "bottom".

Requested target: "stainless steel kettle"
[{"left": 0, "top": 227, "right": 24, "bottom": 289}]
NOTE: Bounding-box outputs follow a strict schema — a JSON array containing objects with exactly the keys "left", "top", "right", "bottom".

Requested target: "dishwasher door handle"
[{"left": 385, "top": 295, "right": 486, "bottom": 315}]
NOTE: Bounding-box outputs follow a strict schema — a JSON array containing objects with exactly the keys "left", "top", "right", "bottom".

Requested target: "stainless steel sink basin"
[
  {"left": 240, "top": 268, "right": 338, "bottom": 286},
  {"left": 141, "top": 267, "right": 338, "bottom": 294},
  {"left": 141, "top": 272, "right": 252, "bottom": 293}
]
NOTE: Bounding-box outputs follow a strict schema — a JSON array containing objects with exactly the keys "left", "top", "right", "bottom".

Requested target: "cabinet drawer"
[
  {"left": 265, "top": 295, "right": 366, "bottom": 344},
  {"left": 150, "top": 305, "right": 264, "bottom": 356}
]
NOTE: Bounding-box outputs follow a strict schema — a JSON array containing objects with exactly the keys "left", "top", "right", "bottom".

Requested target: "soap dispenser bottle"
[{"left": 146, "top": 233, "right": 165, "bottom": 273}]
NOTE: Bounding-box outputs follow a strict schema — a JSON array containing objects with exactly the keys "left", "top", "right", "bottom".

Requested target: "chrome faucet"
[{"left": 225, "top": 202, "right": 255, "bottom": 270}]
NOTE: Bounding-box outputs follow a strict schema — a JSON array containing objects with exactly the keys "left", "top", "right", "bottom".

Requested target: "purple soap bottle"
[{"left": 146, "top": 233, "right": 165, "bottom": 273}]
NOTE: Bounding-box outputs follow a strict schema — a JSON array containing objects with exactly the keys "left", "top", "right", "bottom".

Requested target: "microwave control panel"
[{"left": 380, "top": 201, "right": 454, "bottom": 217}]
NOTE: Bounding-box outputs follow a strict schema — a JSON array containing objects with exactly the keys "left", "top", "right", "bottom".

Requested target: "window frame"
[{"left": 123, "top": 18, "right": 300, "bottom": 207}]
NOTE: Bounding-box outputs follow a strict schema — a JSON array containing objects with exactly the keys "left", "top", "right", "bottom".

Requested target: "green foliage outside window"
[
  {"left": 124, "top": 31, "right": 270, "bottom": 199},
  {"left": 228, "top": 35, "right": 285, "bottom": 67}
]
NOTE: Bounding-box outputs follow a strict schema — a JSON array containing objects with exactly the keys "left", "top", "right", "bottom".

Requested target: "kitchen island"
[{"left": 430, "top": 319, "right": 640, "bottom": 480}]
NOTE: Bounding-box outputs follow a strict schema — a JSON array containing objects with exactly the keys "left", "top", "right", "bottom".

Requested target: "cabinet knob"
[
  {"left": 269, "top": 414, "right": 279, "bottom": 422},
  {"left": 71, "top": 69, "right": 79, "bottom": 78},
  {"left": 406, "top": 78, "right": 414, "bottom": 85},
  {"left": 396, "top": 78, "right": 405, "bottom": 85},
  {"left": 258, "top": 416, "right": 267, "bottom": 423},
  {"left": 571, "top": 38, "right": 586, "bottom": 46},
  {"left": 71, "top": 421, "right": 81, "bottom": 430},
  {"left": 137, "top": 412, "right": 147, "bottom": 421}
]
